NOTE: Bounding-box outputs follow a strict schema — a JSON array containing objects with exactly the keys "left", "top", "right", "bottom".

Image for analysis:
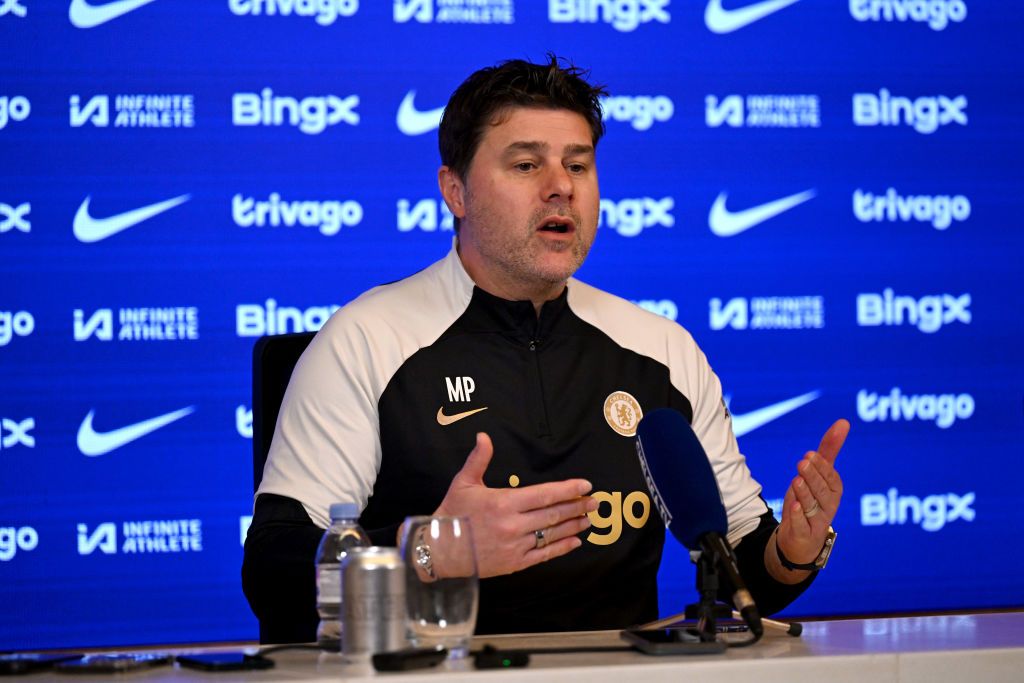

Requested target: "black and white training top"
[{"left": 256, "top": 244, "right": 778, "bottom": 634}]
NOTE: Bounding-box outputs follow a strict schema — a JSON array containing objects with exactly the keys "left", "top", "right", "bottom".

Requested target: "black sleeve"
[
  {"left": 717, "top": 508, "right": 816, "bottom": 616},
  {"left": 241, "top": 493, "right": 403, "bottom": 644},
  {"left": 241, "top": 493, "right": 323, "bottom": 644}
]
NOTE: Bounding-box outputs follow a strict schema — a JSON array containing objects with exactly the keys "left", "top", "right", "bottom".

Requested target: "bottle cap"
[{"left": 329, "top": 502, "right": 359, "bottom": 520}]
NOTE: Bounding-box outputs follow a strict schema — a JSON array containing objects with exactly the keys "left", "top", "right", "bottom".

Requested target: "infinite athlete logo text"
[
  {"left": 74, "top": 307, "right": 199, "bottom": 342},
  {"left": 70, "top": 94, "right": 194, "bottom": 128},
  {"left": 77, "top": 519, "right": 203, "bottom": 555},
  {"left": 706, "top": 94, "right": 820, "bottom": 128},
  {"left": 710, "top": 296, "right": 824, "bottom": 330},
  {"left": 395, "top": 0, "right": 512, "bottom": 23}
]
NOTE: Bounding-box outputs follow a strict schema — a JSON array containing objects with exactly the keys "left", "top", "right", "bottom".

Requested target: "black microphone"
[{"left": 635, "top": 408, "right": 763, "bottom": 636}]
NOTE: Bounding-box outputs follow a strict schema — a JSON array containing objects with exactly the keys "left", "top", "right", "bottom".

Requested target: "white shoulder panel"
[{"left": 256, "top": 247, "right": 474, "bottom": 527}]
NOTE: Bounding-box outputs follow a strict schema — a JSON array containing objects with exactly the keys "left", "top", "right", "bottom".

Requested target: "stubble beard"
[{"left": 468, "top": 203, "right": 593, "bottom": 291}]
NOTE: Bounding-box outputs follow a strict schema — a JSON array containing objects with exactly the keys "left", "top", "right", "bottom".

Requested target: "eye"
[
  {"left": 567, "top": 163, "right": 587, "bottom": 174},
  {"left": 514, "top": 161, "right": 537, "bottom": 172}
]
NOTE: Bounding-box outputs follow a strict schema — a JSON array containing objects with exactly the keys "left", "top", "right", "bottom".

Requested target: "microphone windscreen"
[{"left": 635, "top": 408, "right": 727, "bottom": 550}]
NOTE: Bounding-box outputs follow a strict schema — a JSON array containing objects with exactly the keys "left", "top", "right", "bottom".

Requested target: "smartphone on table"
[
  {"left": 0, "top": 653, "right": 84, "bottom": 676},
  {"left": 176, "top": 652, "right": 275, "bottom": 671},
  {"left": 621, "top": 628, "right": 727, "bottom": 655}
]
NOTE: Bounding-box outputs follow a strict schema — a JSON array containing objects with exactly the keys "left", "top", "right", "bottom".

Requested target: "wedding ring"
[
  {"left": 534, "top": 529, "right": 547, "bottom": 549},
  {"left": 803, "top": 501, "right": 821, "bottom": 519}
]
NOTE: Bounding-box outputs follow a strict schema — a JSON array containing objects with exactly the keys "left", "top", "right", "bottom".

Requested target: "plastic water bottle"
[{"left": 315, "top": 502, "right": 370, "bottom": 651}]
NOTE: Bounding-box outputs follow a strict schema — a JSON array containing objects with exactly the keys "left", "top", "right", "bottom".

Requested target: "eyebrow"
[{"left": 503, "top": 141, "right": 595, "bottom": 157}]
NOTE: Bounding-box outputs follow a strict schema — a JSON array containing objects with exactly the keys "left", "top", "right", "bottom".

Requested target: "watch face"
[{"left": 815, "top": 527, "right": 837, "bottom": 569}]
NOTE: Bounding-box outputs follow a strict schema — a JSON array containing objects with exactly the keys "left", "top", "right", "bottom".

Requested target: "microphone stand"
[
  {"left": 634, "top": 547, "right": 754, "bottom": 651},
  {"left": 630, "top": 548, "right": 728, "bottom": 652},
  {"left": 690, "top": 549, "right": 722, "bottom": 643}
]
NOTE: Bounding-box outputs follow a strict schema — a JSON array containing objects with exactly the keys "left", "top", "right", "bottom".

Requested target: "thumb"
[
  {"left": 817, "top": 418, "right": 850, "bottom": 465},
  {"left": 455, "top": 432, "right": 494, "bottom": 486}
]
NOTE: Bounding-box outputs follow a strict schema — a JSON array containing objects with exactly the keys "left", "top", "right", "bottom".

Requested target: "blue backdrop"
[{"left": 2, "top": 0, "right": 1022, "bottom": 650}]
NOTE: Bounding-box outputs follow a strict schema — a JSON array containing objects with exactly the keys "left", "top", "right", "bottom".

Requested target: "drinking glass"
[{"left": 400, "top": 516, "right": 479, "bottom": 659}]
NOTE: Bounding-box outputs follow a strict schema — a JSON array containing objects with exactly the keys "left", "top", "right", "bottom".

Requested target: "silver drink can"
[{"left": 341, "top": 546, "right": 407, "bottom": 659}]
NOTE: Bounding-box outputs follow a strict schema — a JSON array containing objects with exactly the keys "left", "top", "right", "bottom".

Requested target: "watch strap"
[{"left": 775, "top": 526, "right": 836, "bottom": 571}]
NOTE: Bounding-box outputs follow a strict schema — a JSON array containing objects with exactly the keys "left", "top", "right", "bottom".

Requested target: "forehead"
[{"left": 479, "top": 107, "right": 594, "bottom": 152}]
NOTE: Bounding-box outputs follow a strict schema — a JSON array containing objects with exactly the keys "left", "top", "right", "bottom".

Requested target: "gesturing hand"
[
  {"left": 432, "top": 432, "right": 597, "bottom": 579},
  {"left": 774, "top": 419, "right": 849, "bottom": 577}
]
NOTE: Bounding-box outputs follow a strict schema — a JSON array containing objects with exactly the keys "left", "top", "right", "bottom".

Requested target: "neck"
[{"left": 456, "top": 242, "right": 565, "bottom": 316}]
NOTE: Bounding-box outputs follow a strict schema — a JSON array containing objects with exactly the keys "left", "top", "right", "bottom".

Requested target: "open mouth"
[{"left": 537, "top": 217, "right": 575, "bottom": 234}]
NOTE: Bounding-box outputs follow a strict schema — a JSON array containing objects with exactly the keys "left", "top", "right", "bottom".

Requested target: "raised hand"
[
  {"left": 773, "top": 419, "right": 849, "bottom": 577},
  {"left": 432, "top": 432, "right": 597, "bottom": 578}
]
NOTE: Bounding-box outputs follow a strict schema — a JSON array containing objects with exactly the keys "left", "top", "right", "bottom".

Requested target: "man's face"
[{"left": 440, "top": 107, "right": 600, "bottom": 301}]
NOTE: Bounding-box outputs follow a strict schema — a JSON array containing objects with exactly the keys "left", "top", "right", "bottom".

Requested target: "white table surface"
[{"left": 18, "top": 612, "right": 1024, "bottom": 682}]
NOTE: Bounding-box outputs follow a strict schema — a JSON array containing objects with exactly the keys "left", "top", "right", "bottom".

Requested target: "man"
[{"left": 242, "top": 56, "right": 848, "bottom": 643}]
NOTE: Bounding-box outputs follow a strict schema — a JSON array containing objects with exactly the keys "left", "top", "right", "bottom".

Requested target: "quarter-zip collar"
[{"left": 465, "top": 285, "right": 570, "bottom": 345}]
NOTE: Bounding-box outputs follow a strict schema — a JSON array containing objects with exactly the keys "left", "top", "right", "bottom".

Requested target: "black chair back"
[{"left": 251, "top": 332, "right": 316, "bottom": 492}]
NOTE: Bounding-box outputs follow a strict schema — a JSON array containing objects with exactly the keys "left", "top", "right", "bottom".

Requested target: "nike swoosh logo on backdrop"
[
  {"left": 704, "top": 0, "right": 801, "bottom": 34},
  {"left": 73, "top": 194, "right": 190, "bottom": 243},
  {"left": 397, "top": 91, "right": 445, "bottom": 136},
  {"left": 77, "top": 406, "right": 195, "bottom": 456},
  {"left": 708, "top": 189, "right": 815, "bottom": 237},
  {"left": 69, "top": 0, "right": 160, "bottom": 28},
  {"left": 436, "top": 406, "right": 488, "bottom": 426},
  {"left": 727, "top": 391, "right": 820, "bottom": 437}
]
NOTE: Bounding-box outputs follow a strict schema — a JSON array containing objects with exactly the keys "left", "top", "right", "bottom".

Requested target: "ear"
[{"left": 438, "top": 166, "right": 467, "bottom": 219}]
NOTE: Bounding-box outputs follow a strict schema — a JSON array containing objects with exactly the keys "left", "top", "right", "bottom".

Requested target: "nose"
[{"left": 541, "top": 164, "right": 574, "bottom": 203}]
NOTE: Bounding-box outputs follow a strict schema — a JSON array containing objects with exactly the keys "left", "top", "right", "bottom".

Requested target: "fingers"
[
  {"left": 789, "top": 475, "right": 816, "bottom": 533},
  {"left": 816, "top": 418, "right": 850, "bottom": 465},
  {"left": 798, "top": 453, "right": 841, "bottom": 507},
  {"left": 519, "top": 494, "right": 597, "bottom": 537},
  {"left": 523, "top": 530, "right": 585, "bottom": 567},
  {"left": 454, "top": 432, "right": 494, "bottom": 485},
  {"left": 526, "top": 512, "right": 591, "bottom": 549},
  {"left": 509, "top": 478, "right": 594, "bottom": 514},
  {"left": 788, "top": 498, "right": 811, "bottom": 537}
]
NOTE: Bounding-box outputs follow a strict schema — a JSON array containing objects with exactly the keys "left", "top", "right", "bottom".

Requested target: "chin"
[{"left": 533, "top": 261, "right": 582, "bottom": 284}]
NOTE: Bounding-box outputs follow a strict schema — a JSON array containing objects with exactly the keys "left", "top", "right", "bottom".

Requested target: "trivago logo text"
[
  {"left": 849, "top": 0, "right": 966, "bottom": 31},
  {"left": 229, "top": 0, "right": 359, "bottom": 25},
  {"left": 857, "top": 387, "right": 974, "bottom": 428}
]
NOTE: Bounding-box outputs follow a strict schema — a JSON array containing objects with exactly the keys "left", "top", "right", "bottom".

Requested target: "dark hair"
[{"left": 438, "top": 54, "right": 607, "bottom": 182}]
